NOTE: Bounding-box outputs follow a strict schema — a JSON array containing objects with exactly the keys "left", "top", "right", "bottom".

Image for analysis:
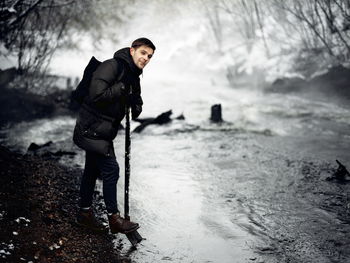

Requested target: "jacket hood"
[{"left": 113, "top": 47, "right": 142, "bottom": 76}]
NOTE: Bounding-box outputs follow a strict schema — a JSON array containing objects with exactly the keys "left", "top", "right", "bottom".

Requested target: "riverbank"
[
  {"left": 0, "top": 68, "right": 76, "bottom": 128},
  {"left": 0, "top": 145, "right": 127, "bottom": 263},
  {"left": 265, "top": 65, "right": 350, "bottom": 106}
]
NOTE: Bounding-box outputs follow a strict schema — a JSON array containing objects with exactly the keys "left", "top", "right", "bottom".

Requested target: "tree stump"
[{"left": 210, "top": 104, "right": 223, "bottom": 123}]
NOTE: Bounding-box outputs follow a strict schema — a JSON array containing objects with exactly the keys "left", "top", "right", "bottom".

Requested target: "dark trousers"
[{"left": 79, "top": 151, "right": 120, "bottom": 214}]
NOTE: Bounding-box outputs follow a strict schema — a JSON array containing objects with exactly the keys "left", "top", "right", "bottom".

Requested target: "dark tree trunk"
[{"left": 210, "top": 104, "right": 223, "bottom": 123}]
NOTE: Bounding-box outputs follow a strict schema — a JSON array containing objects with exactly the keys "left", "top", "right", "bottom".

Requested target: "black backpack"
[{"left": 71, "top": 56, "right": 101, "bottom": 107}]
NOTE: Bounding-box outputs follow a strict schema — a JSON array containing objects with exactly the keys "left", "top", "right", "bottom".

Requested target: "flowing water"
[{"left": 1, "top": 67, "right": 350, "bottom": 263}]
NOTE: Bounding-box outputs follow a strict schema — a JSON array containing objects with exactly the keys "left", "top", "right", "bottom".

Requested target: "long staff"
[
  {"left": 124, "top": 100, "right": 131, "bottom": 220},
  {"left": 124, "top": 91, "right": 143, "bottom": 246}
]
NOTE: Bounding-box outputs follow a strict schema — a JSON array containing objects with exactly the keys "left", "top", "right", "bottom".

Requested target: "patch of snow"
[
  {"left": 310, "top": 69, "right": 329, "bottom": 79},
  {"left": 284, "top": 72, "right": 306, "bottom": 80},
  {"left": 8, "top": 7, "right": 16, "bottom": 13},
  {"left": 15, "top": 217, "right": 31, "bottom": 224},
  {"left": 49, "top": 243, "right": 60, "bottom": 250},
  {"left": 0, "top": 210, "right": 5, "bottom": 220}
]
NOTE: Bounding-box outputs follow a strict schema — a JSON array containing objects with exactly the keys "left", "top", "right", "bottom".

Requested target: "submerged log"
[
  {"left": 27, "top": 141, "right": 76, "bottom": 158},
  {"left": 27, "top": 141, "right": 53, "bottom": 152},
  {"left": 210, "top": 104, "right": 223, "bottom": 123},
  {"left": 326, "top": 160, "right": 350, "bottom": 181},
  {"left": 334, "top": 160, "right": 350, "bottom": 179},
  {"left": 175, "top": 113, "right": 185, "bottom": 120},
  {"left": 134, "top": 110, "right": 173, "bottom": 133}
]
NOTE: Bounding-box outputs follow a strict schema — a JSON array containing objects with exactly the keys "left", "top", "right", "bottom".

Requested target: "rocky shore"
[
  {"left": 0, "top": 145, "right": 127, "bottom": 263},
  {"left": 266, "top": 65, "right": 350, "bottom": 105}
]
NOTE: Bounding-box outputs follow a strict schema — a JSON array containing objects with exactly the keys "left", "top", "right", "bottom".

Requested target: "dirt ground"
[{"left": 0, "top": 145, "right": 128, "bottom": 263}]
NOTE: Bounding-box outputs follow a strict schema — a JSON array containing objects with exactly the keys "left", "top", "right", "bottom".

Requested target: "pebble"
[{"left": 13, "top": 232, "right": 18, "bottom": 235}]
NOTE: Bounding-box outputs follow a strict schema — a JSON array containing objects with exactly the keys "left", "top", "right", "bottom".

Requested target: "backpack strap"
[
  {"left": 72, "top": 56, "right": 102, "bottom": 106},
  {"left": 114, "top": 57, "right": 128, "bottom": 84}
]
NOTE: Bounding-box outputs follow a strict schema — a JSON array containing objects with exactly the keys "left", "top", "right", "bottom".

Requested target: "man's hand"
[{"left": 132, "top": 104, "right": 142, "bottom": 120}]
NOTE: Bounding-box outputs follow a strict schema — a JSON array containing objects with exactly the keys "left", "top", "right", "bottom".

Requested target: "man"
[{"left": 73, "top": 38, "right": 155, "bottom": 234}]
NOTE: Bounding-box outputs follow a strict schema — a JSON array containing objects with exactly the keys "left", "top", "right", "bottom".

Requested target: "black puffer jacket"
[{"left": 73, "top": 48, "right": 143, "bottom": 156}]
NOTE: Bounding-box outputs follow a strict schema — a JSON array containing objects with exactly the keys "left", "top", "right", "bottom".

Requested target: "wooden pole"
[
  {"left": 124, "top": 87, "right": 143, "bottom": 246},
  {"left": 124, "top": 99, "right": 131, "bottom": 220}
]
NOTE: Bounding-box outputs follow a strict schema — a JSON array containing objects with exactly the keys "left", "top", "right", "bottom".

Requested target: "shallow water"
[{"left": 2, "top": 72, "right": 350, "bottom": 262}]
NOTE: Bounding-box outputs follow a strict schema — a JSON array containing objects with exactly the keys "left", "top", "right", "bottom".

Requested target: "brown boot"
[
  {"left": 77, "top": 208, "right": 107, "bottom": 233},
  {"left": 108, "top": 213, "right": 139, "bottom": 234}
]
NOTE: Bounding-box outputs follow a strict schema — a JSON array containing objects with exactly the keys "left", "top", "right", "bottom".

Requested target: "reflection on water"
[{"left": 114, "top": 133, "right": 257, "bottom": 262}]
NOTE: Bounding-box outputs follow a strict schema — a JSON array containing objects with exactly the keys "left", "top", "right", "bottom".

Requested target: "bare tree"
[
  {"left": 199, "top": 0, "right": 224, "bottom": 53},
  {"left": 1, "top": 1, "right": 75, "bottom": 74},
  {"left": 252, "top": 0, "right": 270, "bottom": 57},
  {"left": 219, "top": 0, "right": 258, "bottom": 51},
  {"left": 0, "top": 0, "right": 129, "bottom": 82},
  {"left": 315, "top": 0, "right": 350, "bottom": 58},
  {"left": 270, "top": 0, "right": 350, "bottom": 62},
  {"left": 210, "top": 0, "right": 270, "bottom": 56}
]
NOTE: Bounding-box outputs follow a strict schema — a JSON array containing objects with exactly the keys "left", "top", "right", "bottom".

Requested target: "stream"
[{"left": 1, "top": 69, "right": 350, "bottom": 263}]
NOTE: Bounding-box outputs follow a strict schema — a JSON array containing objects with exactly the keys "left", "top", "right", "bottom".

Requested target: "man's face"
[{"left": 130, "top": 45, "right": 154, "bottom": 69}]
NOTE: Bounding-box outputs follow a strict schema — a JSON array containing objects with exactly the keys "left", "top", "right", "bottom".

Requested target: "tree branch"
[{"left": 9, "top": 0, "right": 44, "bottom": 27}]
